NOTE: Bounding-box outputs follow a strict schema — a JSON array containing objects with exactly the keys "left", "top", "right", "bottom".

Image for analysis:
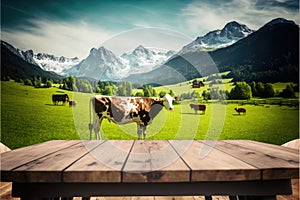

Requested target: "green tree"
[
  {"left": 191, "top": 90, "right": 200, "bottom": 99},
  {"left": 250, "top": 81, "right": 257, "bottom": 96},
  {"left": 159, "top": 91, "right": 167, "bottom": 98},
  {"left": 142, "top": 85, "right": 156, "bottom": 97},
  {"left": 117, "top": 82, "right": 127, "bottom": 96},
  {"left": 126, "top": 82, "right": 133, "bottom": 96},
  {"left": 135, "top": 91, "right": 144, "bottom": 97},
  {"left": 280, "top": 84, "right": 295, "bottom": 98},
  {"left": 255, "top": 82, "right": 265, "bottom": 97},
  {"left": 34, "top": 77, "right": 42, "bottom": 88},
  {"left": 117, "top": 82, "right": 132, "bottom": 96},
  {"left": 24, "top": 79, "right": 33, "bottom": 86},
  {"left": 229, "top": 82, "right": 252, "bottom": 100},
  {"left": 169, "top": 90, "right": 175, "bottom": 97},
  {"left": 202, "top": 90, "right": 210, "bottom": 100},
  {"left": 95, "top": 86, "right": 101, "bottom": 93},
  {"left": 264, "top": 83, "right": 275, "bottom": 98},
  {"left": 102, "top": 85, "right": 117, "bottom": 95},
  {"left": 46, "top": 80, "right": 53, "bottom": 88}
]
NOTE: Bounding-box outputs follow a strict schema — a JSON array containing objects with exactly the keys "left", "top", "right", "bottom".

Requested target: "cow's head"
[{"left": 163, "top": 94, "right": 174, "bottom": 110}]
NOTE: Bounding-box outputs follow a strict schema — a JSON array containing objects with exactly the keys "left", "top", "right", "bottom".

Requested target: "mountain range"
[
  {"left": 124, "top": 18, "right": 299, "bottom": 84},
  {"left": 1, "top": 41, "right": 62, "bottom": 81},
  {"left": 1, "top": 18, "right": 299, "bottom": 84},
  {"left": 63, "top": 45, "right": 176, "bottom": 80},
  {"left": 180, "top": 21, "right": 254, "bottom": 52}
]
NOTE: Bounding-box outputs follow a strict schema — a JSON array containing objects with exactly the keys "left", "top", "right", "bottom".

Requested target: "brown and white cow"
[
  {"left": 89, "top": 94, "right": 174, "bottom": 140},
  {"left": 190, "top": 104, "right": 206, "bottom": 114},
  {"left": 235, "top": 107, "right": 246, "bottom": 115}
]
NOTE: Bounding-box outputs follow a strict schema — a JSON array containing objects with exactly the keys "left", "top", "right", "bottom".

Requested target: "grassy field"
[{"left": 1, "top": 80, "right": 299, "bottom": 149}]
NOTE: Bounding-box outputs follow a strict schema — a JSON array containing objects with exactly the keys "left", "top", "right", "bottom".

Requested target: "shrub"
[
  {"left": 24, "top": 79, "right": 33, "bottom": 86},
  {"left": 280, "top": 84, "right": 295, "bottom": 98},
  {"left": 229, "top": 82, "right": 252, "bottom": 100}
]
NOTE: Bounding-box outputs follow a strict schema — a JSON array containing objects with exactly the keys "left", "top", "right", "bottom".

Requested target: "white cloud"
[
  {"left": 2, "top": 20, "right": 192, "bottom": 58},
  {"left": 2, "top": 19, "right": 192, "bottom": 58},
  {"left": 101, "top": 28, "right": 192, "bottom": 55},
  {"left": 181, "top": 0, "right": 299, "bottom": 36},
  {"left": 2, "top": 20, "right": 113, "bottom": 59}
]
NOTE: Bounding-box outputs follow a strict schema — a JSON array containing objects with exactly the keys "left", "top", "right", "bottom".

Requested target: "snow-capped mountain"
[
  {"left": 1, "top": 40, "right": 81, "bottom": 74},
  {"left": 64, "top": 45, "right": 176, "bottom": 80},
  {"left": 1, "top": 41, "right": 38, "bottom": 65},
  {"left": 120, "top": 45, "right": 176, "bottom": 74},
  {"left": 33, "top": 53, "right": 80, "bottom": 74},
  {"left": 181, "top": 21, "right": 254, "bottom": 52},
  {"left": 65, "top": 46, "right": 128, "bottom": 80}
]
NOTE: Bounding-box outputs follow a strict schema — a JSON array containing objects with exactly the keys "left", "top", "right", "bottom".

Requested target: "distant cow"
[
  {"left": 52, "top": 94, "right": 69, "bottom": 105},
  {"left": 190, "top": 104, "right": 206, "bottom": 114},
  {"left": 235, "top": 108, "right": 246, "bottom": 115},
  {"left": 69, "top": 100, "right": 77, "bottom": 106},
  {"left": 89, "top": 94, "right": 174, "bottom": 140}
]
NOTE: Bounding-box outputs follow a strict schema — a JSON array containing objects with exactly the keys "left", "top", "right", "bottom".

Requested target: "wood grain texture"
[
  {"left": 1, "top": 140, "right": 298, "bottom": 184},
  {"left": 11, "top": 141, "right": 100, "bottom": 182},
  {"left": 122, "top": 140, "right": 190, "bottom": 182},
  {"left": 1, "top": 140, "right": 81, "bottom": 181},
  {"left": 171, "top": 140, "right": 260, "bottom": 181},
  {"left": 64, "top": 140, "right": 133, "bottom": 182},
  {"left": 205, "top": 140, "right": 299, "bottom": 179}
]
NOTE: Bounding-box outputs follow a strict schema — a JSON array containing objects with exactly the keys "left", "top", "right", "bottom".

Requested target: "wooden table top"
[{"left": 1, "top": 140, "right": 299, "bottom": 183}]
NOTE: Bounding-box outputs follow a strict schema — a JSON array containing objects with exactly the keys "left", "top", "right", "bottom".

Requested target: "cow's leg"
[
  {"left": 92, "top": 115, "right": 102, "bottom": 140},
  {"left": 137, "top": 124, "right": 142, "bottom": 140},
  {"left": 195, "top": 109, "right": 198, "bottom": 114},
  {"left": 97, "top": 118, "right": 103, "bottom": 140},
  {"left": 142, "top": 126, "right": 147, "bottom": 140}
]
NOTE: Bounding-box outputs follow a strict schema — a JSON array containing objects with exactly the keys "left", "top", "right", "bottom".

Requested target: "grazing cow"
[
  {"left": 52, "top": 94, "right": 69, "bottom": 105},
  {"left": 89, "top": 94, "right": 174, "bottom": 140},
  {"left": 235, "top": 108, "right": 246, "bottom": 115},
  {"left": 69, "top": 100, "right": 77, "bottom": 106},
  {"left": 190, "top": 104, "right": 206, "bottom": 114}
]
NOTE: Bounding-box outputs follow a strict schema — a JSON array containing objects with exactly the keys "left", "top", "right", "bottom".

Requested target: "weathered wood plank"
[
  {"left": 1, "top": 140, "right": 81, "bottom": 181},
  {"left": 122, "top": 140, "right": 190, "bottom": 182},
  {"left": 205, "top": 140, "right": 299, "bottom": 179},
  {"left": 225, "top": 140, "right": 299, "bottom": 160},
  {"left": 10, "top": 141, "right": 101, "bottom": 182},
  {"left": 64, "top": 140, "right": 134, "bottom": 182},
  {"left": 1, "top": 140, "right": 80, "bottom": 169},
  {"left": 171, "top": 140, "right": 260, "bottom": 181}
]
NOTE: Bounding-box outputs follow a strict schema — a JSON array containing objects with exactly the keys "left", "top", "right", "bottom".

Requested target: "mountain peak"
[
  {"left": 224, "top": 21, "right": 242, "bottom": 28},
  {"left": 136, "top": 44, "right": 146, "bottom": 49},
  {"left": 264, "top": 18, "right": 296, "bottom": 27},
  {"left": 181, "top": 20, "right": 254, "bottom": 52},
  {"left": 132, "top": 45, "right": 154, "bottom": 57},
  {"left": 98, "top": 46, "right": 109, "bottom": 51},
  {"left": 133, "top": 45, "right": 148, "bottom": 53}
]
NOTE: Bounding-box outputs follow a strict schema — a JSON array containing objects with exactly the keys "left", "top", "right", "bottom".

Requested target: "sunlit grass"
[{"left": 1, "top": 80, "right": 298, "bottom": 149}]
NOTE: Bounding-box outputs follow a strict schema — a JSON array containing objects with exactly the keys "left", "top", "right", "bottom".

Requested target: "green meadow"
[{"left": 1, "top": 80, "right": 299, "bottom": 149}]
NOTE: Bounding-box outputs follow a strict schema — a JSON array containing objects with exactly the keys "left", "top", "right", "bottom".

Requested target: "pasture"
[{"left": 1, "top": 80, "right": 299, "bottom": 149}]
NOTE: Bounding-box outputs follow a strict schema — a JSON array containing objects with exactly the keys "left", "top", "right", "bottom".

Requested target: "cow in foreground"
[
  {"left": 52, "top": 94, "right": 69, "bottom": 105},
  {"left": 190, "top": 104, "right": 206, "bottom": 115},
  {"left": 89, "top": 94, "right": 174, "bottom": 140},
  {"left": 235, "top": 108, "right": 246, "bottom": 115}
]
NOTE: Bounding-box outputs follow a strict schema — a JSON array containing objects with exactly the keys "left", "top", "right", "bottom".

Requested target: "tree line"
[
  {"left": 59, "top": 76, "right": 172, "bottom": 97},
  {"left": 6, "top": 76, "right": 298, "bottom": 100},
  {"left": 196, "top": 81, "right": 297, "bottom": 101}
]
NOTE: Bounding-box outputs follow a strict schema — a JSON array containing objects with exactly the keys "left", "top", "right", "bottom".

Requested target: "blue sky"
[{"left": 1, "top": 0, "right": 299, "bottom": 58}]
